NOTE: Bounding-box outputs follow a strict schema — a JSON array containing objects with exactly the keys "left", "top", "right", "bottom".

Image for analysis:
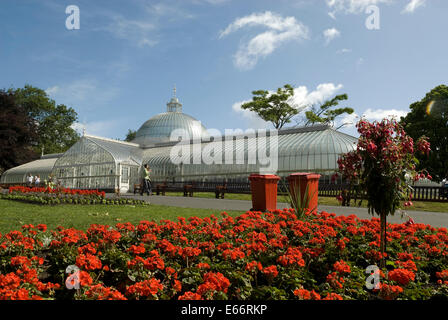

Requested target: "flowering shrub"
[
  {"left": 337, "top": 118, "right": 431, "bottom": 267},
  {"left": 0, "top": 209, "right": 447, "bottom": 300}
]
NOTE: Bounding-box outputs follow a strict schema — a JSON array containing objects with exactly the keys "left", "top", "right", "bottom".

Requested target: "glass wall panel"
[{"left": 52, "top": 137, "right": 117, "bottom": 189}]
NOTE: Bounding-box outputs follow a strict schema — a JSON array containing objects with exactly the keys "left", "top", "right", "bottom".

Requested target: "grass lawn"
[
  {"left": 0, "top": 199, "right": 244, "bottom": 234},
  {"left": 316, "top": 196, "right": 448, "bottom": 213},
  {"left": 163, "top": 192, "right": 448, "bottom": 213}
]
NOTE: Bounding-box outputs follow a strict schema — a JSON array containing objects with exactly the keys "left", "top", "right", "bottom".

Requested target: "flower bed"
[
  {"left": 0, "top": 209, "right": 447, "bottom": 300},
  {"left": 9, "top": 186, "right": 106, "bottom": 198},
  {"left": 3, "top": 186, "right": 146, "bottom": 206}
]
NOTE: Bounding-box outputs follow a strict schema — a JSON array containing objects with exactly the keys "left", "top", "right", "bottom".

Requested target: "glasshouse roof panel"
[
  {"left": 84, "top": 136, "right": 142, "bottom": 165},
  {"left": 0, "top": 157, "right": 59, "bottom": 183}
]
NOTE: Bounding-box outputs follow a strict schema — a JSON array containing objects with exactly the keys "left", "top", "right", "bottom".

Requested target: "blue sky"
[{"left": 1, "top": 0, "right": 447, "bottom": 139}]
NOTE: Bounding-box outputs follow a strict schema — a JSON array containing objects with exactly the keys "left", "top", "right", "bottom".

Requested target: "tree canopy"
[
  {"left": 241, "top": 84, "right": 298, "bottom": 129},
  {"left": 400, "top": 84, "right": 448, "bottom": 182},
  {"left": 125, "top": 129, "right": 137, "bottom": 142},
  {"left": 305, "top": 94, "right": 354, "bottom": 128},
  {"left": 0, "top": 90, "right": 38, "bottom": 174},
  {"left": 8, "top": 85, "right": 80, "bottom": 155}
]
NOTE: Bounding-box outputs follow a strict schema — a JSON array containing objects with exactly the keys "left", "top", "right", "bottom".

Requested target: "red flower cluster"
[
  {"left": 388, "top": 269, "right": 415, "bottom": 286},
  {"left": 277, "top": 247, "right": 305, "bottom": 267},
  {"left": 126, "top": 279, "right": 163, "bottom": 298},
  {"left": 377, "top": 283, "right": 403, "bottom": 300},
  {"left": 86, "top": 284, "right": 126, "bottom": 300},
  {"left": 333, "top": 260, "right": 351, "bottom": 274},
  {"left": 196, "top": 272, "right": 230, "bottom": 299},
  {"left": 9, "top": 186, "right": 105, "bottom": 198},
  {"left": 262, "top": 265, "right": 279, "bottom": 279},
  {"left": 436, "top": 270, "right": 448, "bottom": 285},
  {"left": 293, "top": 288, "right": 321, "bottom": 300},
  {"left": 76, "top": 253, "right": 102, "bottom": 271}
]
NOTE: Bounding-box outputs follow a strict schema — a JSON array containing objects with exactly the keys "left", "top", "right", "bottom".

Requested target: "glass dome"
[{"left": 133, "top": 92, "right": 208, "bottom": 147}]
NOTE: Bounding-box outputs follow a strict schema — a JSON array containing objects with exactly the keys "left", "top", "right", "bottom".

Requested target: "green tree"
[
  {"left": 0, "top": 90, "right": 38, "bottom": 173},
  {"left": 9, "top": 85, "right": 80, "bottom": 154},
  {"left": 400, "top": 85, "right": 448, "bottom": 182},
  {"left": 125, "top": 129, "right": 137, "bottom": 142},
  {"left": 305, "top": 94, "right": 354, "bottom": 128},
  {"left": 241, "top": 84, "right": 298, "bottom": 129}
]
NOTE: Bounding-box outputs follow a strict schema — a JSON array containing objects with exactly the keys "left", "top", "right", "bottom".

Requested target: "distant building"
[{"left": 0, "top": 90, "right": 357, "bottom": 192}]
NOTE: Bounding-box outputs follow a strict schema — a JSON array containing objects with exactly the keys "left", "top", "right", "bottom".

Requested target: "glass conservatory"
[
  {"left": 50, "top": 135, "right": 142, "bottom": 191},
  {"left": 0, "top": 89, "right": 358, "bottom": 192}
]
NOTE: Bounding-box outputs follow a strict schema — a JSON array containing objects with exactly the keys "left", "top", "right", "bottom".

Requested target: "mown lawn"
[
  {"left": 163, "top": 192, "right": 448, "bottom": 213},
  {"left": 0, "top": 199, "right": 244, "bottom": 234}
]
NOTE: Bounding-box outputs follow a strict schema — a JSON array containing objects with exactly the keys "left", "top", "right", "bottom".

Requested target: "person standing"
[
  {"left": 27, "top": 173, "right": 33, "bottom": 187},
  {"left": 140, "top": 164, "right": 152, "bottom": 196},
  {"left": 35, "top": 175, "right": 40, "bottom": 187}
]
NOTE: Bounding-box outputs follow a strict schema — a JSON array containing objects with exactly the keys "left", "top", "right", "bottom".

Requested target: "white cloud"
[
  {"left": 45, "top": 86, "right": 60, "bottom": 96},
  {"left": 402, "top": 0, "right": 426, "bottom": 14},
  {"left": 232, "top": 101, "right": 271, "bottom": 129},
  {"left": 323, "top": 28, "right": 341, "bottom": 44},
  {"left": 219, "top": 11, "right": 309, "bottom": 70},
  {"left": 336, "top": 48, "right": 352, "bottom": 54},
  {"left": 335, "top": 108, "right": 408, "bottom": 134},
  {"left": 105, "top": 16, "right": 158, "bottom": 47},
  {"left": 71, "top": 120, "right": 119, "bottom": 138},
  {"left": 335, "top": 112, "right": 360, "bottom": 131},
  {"left": 294, "top": 83, "right": 344, "bottom": 107},
  {"left": 98, "top": 1, "right": 197, "bottom": 48},
  {"left": 362, "top": 108, "right": 408, "bottom": 121},
  {"left": 232, "top": 83, "right": 344, "bottom": 128}
]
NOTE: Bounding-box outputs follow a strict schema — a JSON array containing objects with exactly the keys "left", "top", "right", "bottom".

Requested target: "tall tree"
[
  {"left": 241, "top": 84, "right": 298, "bottom": 129},
  {"left": 400, "top": 85, "right": 448, "bottom": 182},
  {"left": 125, "top": 129, "right": 137, "bottom": 142},
  {"left": 0, "top": 90, "right": 38, "bottom": 173},
  {"left": 9, "top": 85, "right": 80, "bottom": 154},
  {"left": 305, "top": 93, "right": 354, "bottom": 128}
]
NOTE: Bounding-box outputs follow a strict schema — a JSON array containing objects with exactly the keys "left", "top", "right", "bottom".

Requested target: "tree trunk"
[{"left": 379, "top": 212, "right": 387, "bottom": 269}]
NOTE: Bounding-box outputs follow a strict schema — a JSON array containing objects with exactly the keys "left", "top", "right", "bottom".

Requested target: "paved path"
[{"left": 117, "top": 194, "right": 447, "bottom": 228}]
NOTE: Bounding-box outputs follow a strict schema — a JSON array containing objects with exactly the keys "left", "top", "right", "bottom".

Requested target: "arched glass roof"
[
  {"left": 0, "top": 156, "right": 60, "bottom": 184},
  {"left": 141, "top": 125, "right": 357, "bottom": 181}
]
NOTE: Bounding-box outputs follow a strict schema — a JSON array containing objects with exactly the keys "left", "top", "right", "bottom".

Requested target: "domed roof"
[{"left": 133, "top": 90, "right": 208, "bottom": 146}]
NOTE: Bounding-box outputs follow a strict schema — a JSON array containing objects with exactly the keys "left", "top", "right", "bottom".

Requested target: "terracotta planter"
[
  {"left": 248, "top": 174, "right": 281, "bottom": 212},
  {"left": 287, "top": 173, "right": 321, "bottom": 214}
]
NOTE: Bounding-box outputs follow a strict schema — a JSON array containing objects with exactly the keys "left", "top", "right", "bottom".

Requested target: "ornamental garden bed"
[
  {"left": 2, "top": 186, "right": 147, "bottom": 206},
  {"left": 0, "top": 208, "right": 447, "bottom": 300}
]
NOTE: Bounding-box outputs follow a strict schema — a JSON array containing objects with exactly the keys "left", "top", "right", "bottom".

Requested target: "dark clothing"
[{"left": 141, "top": 179, "right": 152, "bottom": 196}]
